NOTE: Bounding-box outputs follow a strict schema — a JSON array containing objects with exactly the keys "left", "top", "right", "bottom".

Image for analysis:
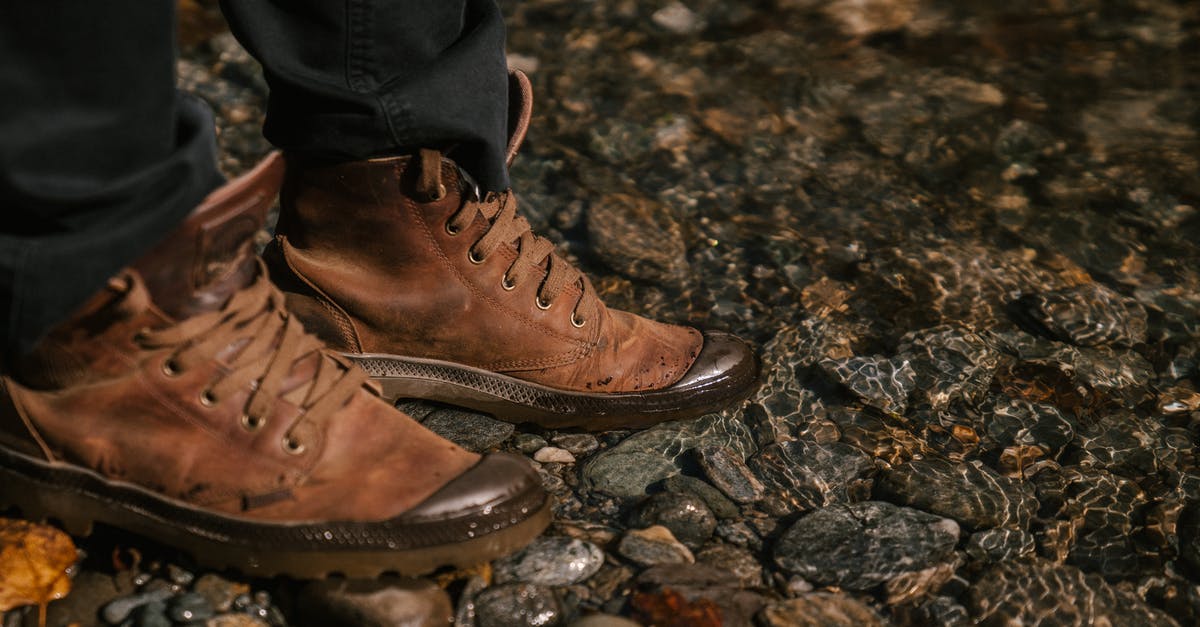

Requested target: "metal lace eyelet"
[
  {"left": 571, "top": 312, "right": 587, "bottom": 328},
  {"left": 241, "top": 414, "right": 265, "bottom": 432},
  {"left": 162, "top": 358, "right": 182, "bottom": 377},
  {"left": 445, "top": 221, "right": 461, "bottom": 236},
  {"left": 199, "top": 389, "right": 218, "bottom": 407},
  {"left": 501, "top": 275, "right": 516, "bottom": 291},
  {"left": 282, "top": 436, "right": 306, "bottom": 455},
  {"left": 133, "top": 327, "right": 150, "bottom": 344},
  {"left": 536, "top": 296, "right": 552, "bottom": 310},
  {"left": 468, "top": 249, "right": 486, "bottom": 264},
  {"left": 431, "top": 183, "right": 448, "bottom": 201}
]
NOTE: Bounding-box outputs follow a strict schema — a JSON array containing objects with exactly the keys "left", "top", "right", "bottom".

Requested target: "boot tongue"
[{"left": 133, "top": 154, "right": 284, "bottom": 320}]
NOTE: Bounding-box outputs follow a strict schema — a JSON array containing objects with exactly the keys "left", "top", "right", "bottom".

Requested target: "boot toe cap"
[
  {"left": 670, "top": 330, "right": 759, "bottom": 393},
  {"left": 398, "top": 452, "right": 547, "bottom": 524}
]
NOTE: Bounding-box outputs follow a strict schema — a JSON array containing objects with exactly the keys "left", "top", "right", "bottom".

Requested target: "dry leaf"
[{"left": 0, "top": 518, "right": 78, "bottom": 623}]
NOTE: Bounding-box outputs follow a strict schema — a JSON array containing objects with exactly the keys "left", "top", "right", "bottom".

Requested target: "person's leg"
[
  {"left": 219, "top": 0, "right": 510, "bottom": 192},
  {"left": 238, "top": 0, "right": 759, "bottom": 428},
  {"left": 0, "top": 1, "right": 224, "bottom": 355},
  {"left": 0, "top": 1, "right": 548, "bottom": 576}
]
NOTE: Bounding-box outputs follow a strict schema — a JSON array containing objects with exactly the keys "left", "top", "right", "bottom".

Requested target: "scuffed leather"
[
  {"left": 0, "top": 154, "right": 481, "bottom": 523},
  {"left": 271, "top": 155, "right": 704, "bottom": 393}
]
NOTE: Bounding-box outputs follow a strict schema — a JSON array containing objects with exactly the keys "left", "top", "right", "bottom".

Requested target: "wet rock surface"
[
  {"left": 773, "top": 501, "right": 961, "bottom": 590},
  {"left": 15, "top": 0, "right": 1200, "bottom": 625}
]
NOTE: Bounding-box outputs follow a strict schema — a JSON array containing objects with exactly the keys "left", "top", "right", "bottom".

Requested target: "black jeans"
[{"left": 0, "top": 0, "right": 509, "bottom": 354}]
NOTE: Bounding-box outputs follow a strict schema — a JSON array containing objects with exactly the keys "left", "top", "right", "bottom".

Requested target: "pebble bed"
[{"left": 6, "top": 0, "right": 1200, "bottom": 625}]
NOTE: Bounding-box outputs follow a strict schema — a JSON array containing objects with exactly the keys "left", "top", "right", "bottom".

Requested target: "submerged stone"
[
  {"left": 773, "top": 501, "right": 959, "bottom": 590},
  {"left": 1016, "top": 283, "right": 1148, "bottom": 347},
  {"left": 875, "top": 458, "right": 1036, "bottom": 530}
]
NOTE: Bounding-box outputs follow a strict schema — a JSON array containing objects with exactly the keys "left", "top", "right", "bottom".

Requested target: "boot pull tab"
[{"left": 416, "top": 149, "right": 447, "bottom": 201}]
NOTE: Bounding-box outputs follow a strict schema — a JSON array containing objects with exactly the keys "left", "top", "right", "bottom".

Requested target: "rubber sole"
[
  {"left": 0, "top": 447, "right": 551, "bottom": 579},
  {"left": 350, "top": 351, "right": 760, "bottom": 430}
]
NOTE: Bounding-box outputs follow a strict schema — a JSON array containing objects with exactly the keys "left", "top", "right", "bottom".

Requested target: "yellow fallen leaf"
[{"left": 0, "top": 518, "right": 78, "bottom": 626}]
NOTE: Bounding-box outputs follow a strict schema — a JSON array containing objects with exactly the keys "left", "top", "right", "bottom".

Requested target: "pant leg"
[
  {"left": 220, "top": 0, "right": 510, "bottom": 192},
  {"left": 0, "top": 1, "right": 224, "bottom": 355}
]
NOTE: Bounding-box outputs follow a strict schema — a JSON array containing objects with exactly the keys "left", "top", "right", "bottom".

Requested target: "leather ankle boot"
[
  {"left": 266, "top": 72, "right": 759, "bottom": 430},
  {"left": 0, "top": 154, "right": 549, "bottom": 578}
]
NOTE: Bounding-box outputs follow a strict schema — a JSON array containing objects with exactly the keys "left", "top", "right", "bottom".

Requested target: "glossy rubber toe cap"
[
  {"left": 398, "top": 452, "right": 546, "bottom": 524},
  {"left": 669, "top": 331, "right": 760, "bottom": 393}
]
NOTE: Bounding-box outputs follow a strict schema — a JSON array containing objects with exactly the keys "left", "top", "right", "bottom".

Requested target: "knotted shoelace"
[{"left": 116, "top": 260, "right": 369, "bottom": 446}]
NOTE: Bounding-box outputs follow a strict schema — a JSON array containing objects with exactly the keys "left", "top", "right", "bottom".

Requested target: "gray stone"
[
  {"left": 965, "top": 528, "right": 1036, "bottom": 562},
  {"left": 659, "top": 475, "right": 740, "bottom": 519},
  {"left": 749, "top": 439, "right": 874, "bottom": 516},
  {"left": 773, "top": 501, "right": 960, "bottom": 590},
  {"left": 695, "top": 445, "right": 765, "bottom": 503},
  {"left": 617, "top": 526, "right": 694, "bottom": 567},
  {"left": 550, "top": 433, "right": 600, "bottom": 457},
  {"left": 512, "top": 434, "right": 548, "bottom": 455},
  {"left": 101, "top": 587, "right": 175, "bottom": 625},
  {"left": 493, "top": 536, "right": 605, "bottom": 587},
  {"left": 820, "top": 355, "right": 917, "bottom": 413},
  {"left": 582, "top": 414, "right": 755, "bottom": 498},
  {"left": 630, "top": 492, "right": 716, "bottom": 549},
  {"left": 1017, "top": 283, "right": 1148, "bottom": 347},
  {"left": 695, "top": 545, "right": 763, "bottom": 588},
  {"left": 473, "top": 584, "right": 565, "bottom": 627},
  {"left": 167, "top": 593, "right": 215, "bottom": 623},
  {"left": 421, "top": 408, "right": 515, "bottom": 452},
  {"left": 967, "top": 559, "right": 1179, "bottom": 626},
  {"left": 875, "top": 458, "right": 1036, "bottom": 530}
]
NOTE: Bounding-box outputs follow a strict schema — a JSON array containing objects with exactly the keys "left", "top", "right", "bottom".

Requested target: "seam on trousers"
[{"left": 346, "top": 0, "right": 373, "bottom": 92}]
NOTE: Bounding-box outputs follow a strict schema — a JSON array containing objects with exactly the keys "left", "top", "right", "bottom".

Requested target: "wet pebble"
[
  {"left": 493, "top": 536, "right": 605, "bottom": 586},
  {"left": 167, "top": 593, "right": 215, "bottom": 623},
  {"left": 421, "top": 408, "right": 514, "bottom": 452},
  {"left": 965, "top": 528, "right": 1036, "bottom": 562},
  {"left": 1016, "top": 283, "right": 1148, "bottom": 347},
  {"left": 102, "top": 586, "right": 175, "bottom": 625},
  {"left": 533, "top": 446, "right": 576, "bottom": 464},
  {"left": 695, "top": 544, "right": 763, "bottom": 588},
  {"left": 512, "top": 433, "right": 548, "bottom": 455},
  {"left": 629, "top": 492, "right": 717, "bottom": 549},
  {"left": 967, "top": 558, "right": 1178, "bottom": 625},
  {"left": 757, "top": 593, "right": 886, "bottom": 627},
  {"left": 617, "top": 525, "right": 694, "bottom": 567},
  {"left": 473, "top": 583, "right": 566, "bottom": 627},
  {"left": 749, "top": 439, "right": 874, "bottom": 516},
  {"left": 773, "top": 501, "right": 960, "bottom": 590},
  {"left": 875, "top": 458, "right": 1036, "bottom": 530},
  {"left": 820, "top": 355, "right": 916, "bottom": 413},
  {"left": 659, "top": 474, "right": 740, "bottom": 519},
  {"left": 695, "top": 445, "right": 765, "bottom": 504},
  {"left": 550, "top": 433, "right": 599, "bottom": 457}
]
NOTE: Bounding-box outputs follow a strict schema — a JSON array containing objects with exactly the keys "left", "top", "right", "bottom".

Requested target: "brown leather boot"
[
  {"left": 265, "top": 72, "right": 759, "bottom": 430},
  {"left": 0, "top": 154, "right": 549, "bottom": 578}
]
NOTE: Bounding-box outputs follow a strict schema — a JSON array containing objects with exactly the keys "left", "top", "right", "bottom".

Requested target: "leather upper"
[
  {"left": 0, "top": 153, "right": 486, "bottom": 524},
  {"left": 269, "top": 71, "right": 704, "bottom": 394}
]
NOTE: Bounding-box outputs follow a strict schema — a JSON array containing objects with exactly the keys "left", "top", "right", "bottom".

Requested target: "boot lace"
[
  {"left": 119, "top": 260, "right": 370, "bottom": 448},
  {"left": 432, "top": 154, "right": 599, "bottom": 329}
]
